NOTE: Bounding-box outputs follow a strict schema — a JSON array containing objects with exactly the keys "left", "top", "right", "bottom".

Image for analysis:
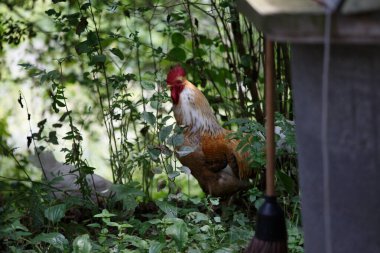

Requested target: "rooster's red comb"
[{"left": 166, "top": 65, "right": 186, "bottom": 85}]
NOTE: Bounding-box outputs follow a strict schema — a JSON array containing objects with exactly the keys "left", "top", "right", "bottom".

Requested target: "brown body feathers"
[{"left": 167, "top": 66, "right": 253, "bottom": 197}]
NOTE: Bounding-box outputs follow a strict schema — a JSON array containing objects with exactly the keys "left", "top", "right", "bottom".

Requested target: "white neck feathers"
[{"left": 173, "top": 82, "right": 224, "bottom": 136}]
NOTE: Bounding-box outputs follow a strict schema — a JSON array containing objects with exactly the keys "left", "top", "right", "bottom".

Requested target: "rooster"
[{"left": 166, "top": 65, "right": 254, "bottom": 197}]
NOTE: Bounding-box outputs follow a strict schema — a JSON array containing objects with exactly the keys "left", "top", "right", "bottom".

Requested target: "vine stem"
[
  {"left": 58, "top": 62, "right": 96, "bottom": 203},
  {"left": 88, "top": 0, "right": 122, "bottom": 183},
  {"left": 18, "top": 92, "right": 40, "bottom": 182}
]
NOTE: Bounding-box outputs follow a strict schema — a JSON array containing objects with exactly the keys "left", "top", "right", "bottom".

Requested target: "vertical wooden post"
[{"left": 265, "top": 39, "right": 275, "bottom": 196}]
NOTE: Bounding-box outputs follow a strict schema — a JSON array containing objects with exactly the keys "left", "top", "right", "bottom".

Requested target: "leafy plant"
[{"left": 0, "top": 0, "right": 302, "bottom": 252}]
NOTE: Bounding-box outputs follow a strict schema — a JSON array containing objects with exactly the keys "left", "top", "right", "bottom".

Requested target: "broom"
[{"left": 245, "top": 39, "right": 288, "bottom": 253}]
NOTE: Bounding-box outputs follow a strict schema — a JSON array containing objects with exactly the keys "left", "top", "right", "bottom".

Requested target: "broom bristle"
[
  {"left": 245, "top": 196, "right": 288, "bottom": 253},
  {"left": 245, "top": 237, "right": 288, "bottom": 253}
]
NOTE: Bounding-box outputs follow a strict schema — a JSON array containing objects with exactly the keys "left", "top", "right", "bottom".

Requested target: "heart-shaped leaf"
[
  {"left": 44, "top": 204, "right": 66, "bottom": 223},
  {"left": 167, "top": 47, "right": 186, "bottom": 62},
  {"left": 32, "top": 232, "right": 68, "bottom": 250}
]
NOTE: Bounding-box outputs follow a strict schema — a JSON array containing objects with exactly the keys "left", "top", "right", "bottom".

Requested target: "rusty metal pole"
[{"left": 265, "top": 38, "right": 276, "bottom": 197}]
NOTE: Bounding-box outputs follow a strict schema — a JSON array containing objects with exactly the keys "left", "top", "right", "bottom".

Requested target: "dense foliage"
[{"left": 0, "top": 0, "right": 301, "bottom": 252}]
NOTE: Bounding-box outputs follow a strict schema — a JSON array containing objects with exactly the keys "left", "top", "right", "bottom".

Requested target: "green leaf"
[
  {"left": 80, "top": 3, "right": 90, "bottom": 10},
  {"left": 156, "top": 201, "right": 177, "bottom": 218},
  {"left": 277, "top": 170, "right": 295, "bottom": 194},
  {"left": 220, "top": 0, "right": 231, "bottom": 8},
  {"left": 166, "top": 220, "right": 188, "bottom": 250},
  {"left": 37, "top": 119, "right": 47, "bottom": 128},
  {"left": 255, "top": 198, "right": 265, "bottom": 210},
  {"left": 18, "top": 63, "right": 33, "bottom": 69},
  {"left": 241, "top": 54, "right": 251, "bottom": 68},
  {"left": 111, "top": 183, "right": 144, "bottom": 212},
  {"left": 159, "top": 125, "right": 173, "bottom": 142},
  {"left": 141, "top": 81, "right": 155, "bottom": 90},
  {"left": 188, "top": 212, "right": 209, "bottom": 223},
  {"left": 149, "top": 241, "right": 165, "bottom": 253},
  {"left": 155, "top": 46, "right": 163, "bottom": 55},
  {"left": 47, "top": 70, "right": 60, "bottom": 80},
  {"left": 80, "top": 166, "right": 95, "bottom": 174},
  {"left": 142, "top": 111, "right": 156, "bottom": 126},
  {"left": 176, "top": 146, "right": 195, "bottom": 157},
  {"left": 73, "top": 234, "right": 92, "bottom": 253},
  {"left": 219, "top": 44, "right": 227, "bottom": 53},
  {"left": 214, "top": 216, "right": 221, "bottom": 223},
  {"left": 62, "top": 131, "right": 74, "bottom": 140},
  {"left": 168, "top": 133, "right": 184, "bottom": 146},
  {"left": 54, "top": 99, "right": 66, "bottom": 107},
  {"left": 3, "top": 220, "right": 29, "bottom": 234},
  {"left": 214, "top": 248, "right": 235, "bottom": 253},
  {"left": 48, "top": 131, "right": 59, "bottom": 145},
  {"left": 167, "top": 47, "right": 186, "bottom": 62},
  {"left": 151, "top": 167, "right": 163, "bottom": 174},
  {"left": 189, "top": 197, "right": 201, "bottom": 205},
  {"left": 195, "top": 48, "right": 207, "bottom": 57},
  {"left": 162, "top": 115, "right": 172, "bottom": 124},
  {"left": 209, "top": 197, "right": 220, "bottom": 206},
  {"left": 53, "top": 123, "right": 62, "bottom": 128},
  {"left": 44, "top": 204, "right": 66, "bottom": 223},
  {"left": 59, "top": 110, "right": 71, "bottom": 122},
  {"left": 32, "top": 232, "right": 68, "bottom": 250},
  {"left": 45, "top": 9, "right": 58, "bottom": 16},
  {"left": 150, "top": 100, "right": 159, "bottom": 109},
  {"left": 104, "top": 221, "right": 121, "bottom": 227},
  {"left": 171, "top": 32, "right": 186, "bottom": 46},
  {"left": 110, "top": 48, "right": 124, "bottom": 60},
  {"left": 26, "top": 66, "right": 43, "bottom": 77},
  {"left": 199, "top": 35, "right": 213, "bottom": 46},
  {"left": 124, "top": 235, "right": 149, "bottom": 249},
  {"left": 87, "top": 223, "right": 101, "bottom": 228},
  {"left": 123, "top": 8, "right": 131, "bottom": 17},
  {"left": 93, "top": 209, "right": 116, "bottom": 218},
  {"left": 75, "top": 40, "right": 91, "bottom": 54},
  {"left": 179, "top": 166, "right": 191, "bottom": 175},
  {"left": 148, "top": 146, "right": 161, "bottom": 160},
  {"left": 87, "top": 31, "right": 98, "bottom": 46},
  {"left": 64, "top": 12, "right": 80, "bottom": 26},
  {"left": 90, "top": 54, "right": 106, "bottom": 65},
  {"left": 168, "top": 171, "right": 180, "bottom": 180},
  {"left": 166, "top": 164, "right": 174, "bottom": 173},
  {"left": 76, "top": 17, "right": 88, "bottom": 36}
]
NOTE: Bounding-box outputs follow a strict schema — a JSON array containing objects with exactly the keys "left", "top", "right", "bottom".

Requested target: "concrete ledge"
[{"left": 237, "top": 0, "right": 380, "bottom": 44}]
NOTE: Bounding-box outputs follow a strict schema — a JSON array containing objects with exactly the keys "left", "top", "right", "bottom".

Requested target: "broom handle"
[{"left": 265, "top": 38, "right": 275, "bottom": 197}]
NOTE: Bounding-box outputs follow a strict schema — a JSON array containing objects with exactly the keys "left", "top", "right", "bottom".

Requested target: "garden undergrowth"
[{"left": 0, "top": 0, "right": 303, "bottom": 252}]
